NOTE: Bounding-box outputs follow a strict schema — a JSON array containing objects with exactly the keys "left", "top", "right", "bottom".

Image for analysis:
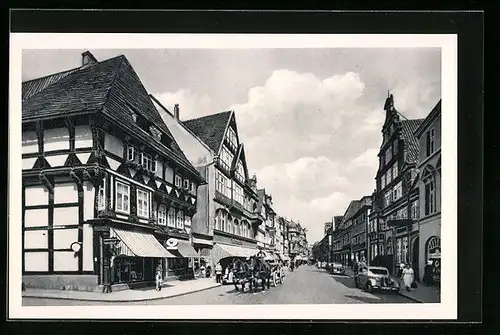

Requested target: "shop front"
[
  {"left": 104, "top": 225, "right": 175, "bottom": 290},
  {"left": 164, "top": 237, "right": 199, "bottom": 280}
]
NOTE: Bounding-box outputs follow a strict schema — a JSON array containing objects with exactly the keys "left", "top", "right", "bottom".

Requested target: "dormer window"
[
  {"left": 150, "top": 126, "right": 162, "bottom": 142},
  {"left": 127, "top": 145, "right": 136, "bottom": 161}
]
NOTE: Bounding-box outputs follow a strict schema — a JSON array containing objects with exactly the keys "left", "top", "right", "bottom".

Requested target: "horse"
[
  {"left": 231, "top": 259, "right": 253, "bottom": 292},
  {"left": 247, "top": 255, "right": 272, "bottom": 292}
]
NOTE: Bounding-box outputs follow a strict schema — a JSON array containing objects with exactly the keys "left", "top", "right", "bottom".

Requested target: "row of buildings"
[
  {"left": 315, "top": 94, "right": 441, "bottom": 285},
  {"left": 21, "top": 51, "right": 309, "bottom": 292}
]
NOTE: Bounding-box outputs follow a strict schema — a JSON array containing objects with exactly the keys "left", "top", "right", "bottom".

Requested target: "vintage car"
[
  {"left": 354, "top": 266, "right": 400, "bottom": 293},
  {"left": 330, "top": 263, "right": 345, "bottom": 275}
]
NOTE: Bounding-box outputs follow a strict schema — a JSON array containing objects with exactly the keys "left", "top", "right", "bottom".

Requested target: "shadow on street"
[{"left": 331, "top": 275, "right": 357, "bottom": 289}]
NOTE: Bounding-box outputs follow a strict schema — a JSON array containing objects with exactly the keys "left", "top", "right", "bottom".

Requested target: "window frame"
[
  {"left": 127, "top": 145, "right": 136, "bottom": 161},
  {"left": 167, "top": 207, "right": 175, "bottom": 227},
  {"left": 176, "top": 210, "right": 184, "bottom": 229},
  {"left": 157, "top": 205, "right": 167, "bottom": 226},
  {"left": 98, "top": 178, "right": 106, "bottom": 210},
  {"left": 175, "top": 175, "right": 183, "bottom": 188},
  {"left": 136, "top": 188, "right": 150, "bottom": 218},
  {"left": 115, "top": 181, "right": 130, "bottom": 214}
]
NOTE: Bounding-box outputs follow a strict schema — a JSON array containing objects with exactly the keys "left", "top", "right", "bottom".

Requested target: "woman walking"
[
  {"left": 155, "top": 266, "right": 163, "bottom": 291},
  {"left": 401, "top": 263, "right": 414, "bottom": 292}
]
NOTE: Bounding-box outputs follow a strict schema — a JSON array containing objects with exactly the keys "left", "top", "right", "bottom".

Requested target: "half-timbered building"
[{"left": 21, "top": 51, "right": 205, "bottom": 291}]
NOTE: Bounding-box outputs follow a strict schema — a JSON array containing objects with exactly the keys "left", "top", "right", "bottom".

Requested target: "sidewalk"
[
  {"left": 22, "top": 278, "right": 221, "bottom": 302},
  {"left": 342, "top": 267, "right": 440, "bottom": 303},
  {"left": 396, "top": 279, "right": 440, "bottom": 303}
]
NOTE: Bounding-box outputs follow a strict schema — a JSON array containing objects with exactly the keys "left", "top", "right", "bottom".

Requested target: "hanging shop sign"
[{"left": 166, "top": 238, "right": 179, "bottom": 249}]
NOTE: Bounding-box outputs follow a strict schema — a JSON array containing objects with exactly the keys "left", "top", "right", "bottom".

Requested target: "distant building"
[{"left": 324, "top": 221, "right": 333, "bottom": 236}]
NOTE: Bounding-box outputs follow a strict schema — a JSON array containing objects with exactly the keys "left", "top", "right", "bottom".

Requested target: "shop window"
[
  {"left": 115, "top": 181, "right": 130, "bottom": 214},
  {"left": 137, "top": 189, "right": 149, "bottom": 218}
]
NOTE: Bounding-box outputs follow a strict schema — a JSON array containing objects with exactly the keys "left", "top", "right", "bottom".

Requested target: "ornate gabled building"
[
  {"left": 414, "top": 100, "right": 441, "bottom": 284},
  {"left": 21, "top": 51, "right": 205, "bottom": 291},
  {"left": 256, "top": 189, "right": 277, "bottom": 252},
  {"left": 181, "top": 110, "right": 264, "bottom": 268},
  {"left": 369, "top": 94, "right": 424, "bottom": 275}
]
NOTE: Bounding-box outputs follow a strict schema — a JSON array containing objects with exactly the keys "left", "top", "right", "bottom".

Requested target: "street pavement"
[{"left": 23, "top": 265, "right": 413, "bottom": 305}]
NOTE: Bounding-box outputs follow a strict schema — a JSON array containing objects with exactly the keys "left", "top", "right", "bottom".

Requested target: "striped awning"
[
  {"left": 166, "top": 239, "right": 199, "bottom": 258},
  {"left": 110, "top": 227, "right": 175, "bottom": 258},
  {"left": 211, "top": 243, "right": 259, "bottom": 264}
]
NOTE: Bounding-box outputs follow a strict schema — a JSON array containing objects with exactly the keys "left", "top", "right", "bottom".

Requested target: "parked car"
[
  {"left": 354, "top": 266, "right": 400, "bottom": 293},
  {"left": 330, "top": 263, "right": 345, "bottom": 275}
]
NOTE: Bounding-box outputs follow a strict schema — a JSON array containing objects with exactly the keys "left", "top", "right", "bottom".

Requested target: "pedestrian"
[
  {"left": 215, "top": 262, "right": 222, "bottom": 283},
  {"left": 155, "top": 266, "right": 163, "bottom": 291},
  {"left": 401, "top": 263, "right": 414, "bottom": 292}
]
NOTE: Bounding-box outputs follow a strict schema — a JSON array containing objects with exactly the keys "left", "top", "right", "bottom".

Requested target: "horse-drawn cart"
[{"left": 230, "top": 252, "right": 285, "bottom": 293}]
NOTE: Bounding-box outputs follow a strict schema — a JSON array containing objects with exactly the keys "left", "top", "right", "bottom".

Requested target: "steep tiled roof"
[
  {"left": 22, "top": 54, "right": 203, "bottom": 181},
  {"left": 334, "top": 216, "right": 343, "bottom": 228},
  {"left": 183, "top": 111, "right": 232, "bottom": 153},
  {"left": 400, "top": 119, "right": 425, "bottom": 164},
  {"left": 22, "top": 68, "right": 79, "bottom": 100},
  {"left": 340, "top": 200, "right": 362, "bottom": 226}
]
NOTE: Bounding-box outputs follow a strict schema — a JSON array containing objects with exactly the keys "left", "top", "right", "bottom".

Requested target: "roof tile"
[{"left": 182, "top": 111, "right": 232, "bottom": 153}]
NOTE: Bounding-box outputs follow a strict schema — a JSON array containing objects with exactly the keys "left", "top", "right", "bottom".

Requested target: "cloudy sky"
[{"left": 23, "top": 48, "right": 441, "bottom": 243}]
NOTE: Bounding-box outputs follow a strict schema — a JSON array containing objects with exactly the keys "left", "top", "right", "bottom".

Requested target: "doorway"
[{"left": 412, "top": 237, "right": 419, "bottom": 281}]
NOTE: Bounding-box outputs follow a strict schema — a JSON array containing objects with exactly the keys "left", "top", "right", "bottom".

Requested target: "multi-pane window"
[
  {"left": 424, "top": 177, "right": 437, "bottom": 215},
  {"left": 381, "top": 174, "right": 386, "bottom": 189},
  {"left": 175, "top": 175, "right": 182, "bottom": 188},
  {"left": 411, "top": 200, "right": 420, "bottom": 219},
  {"left": 115, "top": 181, "right": 130, "bottom": 213},
  {"left": 220, "top": 146, "right": 233, "bottom": 170},
  {"left": 216, "top": 171, "right": 230, "bottom": 197},
  {"left": 426, "top": 128, "right": 436, "bottom": 157},
  {"left": 385, "top": 146, "right": 392, "bottom": 164},
  {"left": 184, "top": 215, "right": 191, "bottom": 227},
  {"left": 176, "top": 210, "right": 184, "bottom": 229},
  {"left": 98, "top": 179, "right": 106, "bottom": 210},
  {"left": 227, "top": 127, "right": 237, "bottom": 148},
  {"left": 167, "top": 207, "right": 175, "bottom": 227},
  {"left": 236, "top": 162, "right": 245, "bottom": 183},
  {"left": 183, "top": 179, "right": 190, "bottom": 190},
  {"left": 140, "top": 153, "right": 156, "bottom": 172},
  {"left": 157, "top": 205, "right": 166, "bottom": 225},
  {"left": 384, "top": 191, "right": 392, "bottom": 207},
  {"left": 393, "top": 181, "right": 402, "bottom": 201},
  {"left": 137, "top": 189, "right": 149, "bottom": 218},
  {"left": 392, "top": 163, "right": 398, "bottom": 179},
  {"left": 233, "top": 184, "right": 243, "bottom": 204},
  {"left": 386, "top": 169, "right": 392, "bottom": 185},
  {"left": 127, "top": 145, "right": 136, "bottom": 161}
]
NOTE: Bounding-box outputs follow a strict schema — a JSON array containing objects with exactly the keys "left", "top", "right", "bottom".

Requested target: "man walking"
[{"left": 215, "top": 262, "right": 223, "bottom": 283}]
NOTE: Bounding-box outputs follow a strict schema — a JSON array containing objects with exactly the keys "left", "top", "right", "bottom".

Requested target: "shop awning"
[
  {"left": 211, "top": 244, "right": 258, "bottom": 263},
  {"left": 110, "top": 227, "right": 175, "bottom": 258},
  {"left": 192, "top": 237, "right": 214, "bottom": 247},
  {"left": 175, "top": 240, "right": 199, "bottom": 258}
]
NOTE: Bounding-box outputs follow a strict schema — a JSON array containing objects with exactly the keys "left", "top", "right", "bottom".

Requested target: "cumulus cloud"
[
  {"left": 153, "top": 68, "right": 440, "bottom": 243},
  {"left": 350, "top": 148, "right": 380, "bottom": 169}
]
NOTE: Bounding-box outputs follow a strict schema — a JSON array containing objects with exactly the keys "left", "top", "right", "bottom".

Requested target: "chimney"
[
  {"left": 174, "top": 104, "right": 180, "bottom": 119},
  {"left": 81, "top": 51, "right": 98, "bottom": 68}
]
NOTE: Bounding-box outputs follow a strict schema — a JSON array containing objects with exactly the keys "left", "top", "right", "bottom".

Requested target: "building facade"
[
  {"left": 351, "top": 196, "right": 372, "bottom": 263},
  {"left": 414, "top": 100, "right": 441, "bottom": 284},
  {"left": 369, "top": 94, "right": 424, "bottom": 275},
  {"left": 22, "top": 52, "right": 205, "bottom": 291},
  {"left": 181, "top": 111, "right": 265, "bottom": 269},
  {"left": 257, "top": 189, "right": 277, "bottom": 252}
]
